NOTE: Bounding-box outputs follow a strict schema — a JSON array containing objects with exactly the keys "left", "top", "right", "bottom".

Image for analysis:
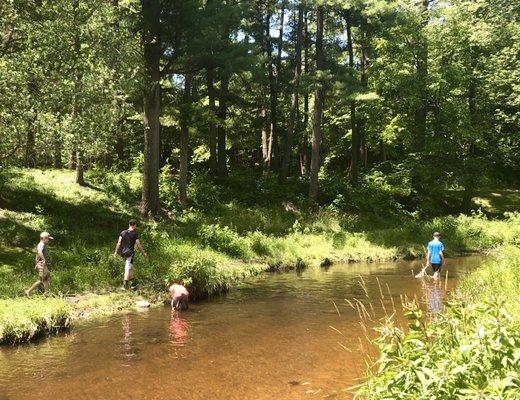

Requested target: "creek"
[{"left": 0, "top": 257, "right": 482, "bottom": 400}]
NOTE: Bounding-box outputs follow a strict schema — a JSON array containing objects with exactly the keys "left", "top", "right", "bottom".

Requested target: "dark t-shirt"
[{"left": 120, "top": 229, "right": 138, "bottom": 257}]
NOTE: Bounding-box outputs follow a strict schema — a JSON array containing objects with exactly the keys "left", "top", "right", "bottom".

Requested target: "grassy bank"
[
  {"left": 357, "top": 221, "right": 520, "bottom": 399},
  {"left": 1, "top": 168, "right": 518, "bottom": 344}
]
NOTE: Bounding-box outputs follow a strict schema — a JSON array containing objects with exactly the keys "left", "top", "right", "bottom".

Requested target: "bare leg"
[
  {"left": 25, "top": 281, "right": 41, "bottom": 296},
  {"left": 42, "top": 278, "right": 50, "bottom": 296}
]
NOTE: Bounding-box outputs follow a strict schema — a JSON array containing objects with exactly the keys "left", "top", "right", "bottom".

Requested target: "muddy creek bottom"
[{"left": 0, "top": 257, "right": 481, "bottom": 400}]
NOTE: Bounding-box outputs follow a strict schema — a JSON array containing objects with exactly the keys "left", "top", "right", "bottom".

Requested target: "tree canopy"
[{"left": 1, "top": 0, "right": 518, "bottom": 215}]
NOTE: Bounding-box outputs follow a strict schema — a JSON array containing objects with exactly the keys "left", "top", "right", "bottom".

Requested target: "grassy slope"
[{"left": 1, "top": 168, "right": 519, "bottom": 343}]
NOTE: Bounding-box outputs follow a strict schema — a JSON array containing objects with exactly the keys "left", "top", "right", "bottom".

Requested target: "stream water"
[{"left": 0, "top": 257, "right": 482, "bottom": 400}]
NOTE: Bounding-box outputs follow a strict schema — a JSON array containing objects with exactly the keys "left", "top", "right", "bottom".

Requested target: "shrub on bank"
[
  {"left": 199, "top": 224, "right": 253, "bottom": 259},
  {"left": 167, "top": 256, "right": 227, "bottom": 299},
  {"left": 358, "top": 243, "right": 520, "bottom": 399},
  {"left": 0, "top": 297, "right": 71, "bottom": 343},
  {"left": 358, "top": 298, "right": 520, "bottom": 399}
]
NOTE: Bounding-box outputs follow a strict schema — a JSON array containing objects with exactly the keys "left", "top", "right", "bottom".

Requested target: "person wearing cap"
[
  {"left": 113, "top": 219, "right": 147, "bottom": 290},
  {"left": 426, "top": 232, "right": 445, "bottom": 280},
  {"left": 25, "top": 231, "right": 53, "bottom": 296}
]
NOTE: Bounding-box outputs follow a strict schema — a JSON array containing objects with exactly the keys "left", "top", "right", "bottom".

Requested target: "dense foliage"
[
  {"left": 358, "top": 240, "right": 520, "bottom": 399},
  {"left": 1, "top": 0, "right": 518, "bottom": 215}
]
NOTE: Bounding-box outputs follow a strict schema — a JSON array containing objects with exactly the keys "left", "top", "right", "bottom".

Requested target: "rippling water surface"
[{"left": 0, "top": 257, "right": 481, "bottom": 400}]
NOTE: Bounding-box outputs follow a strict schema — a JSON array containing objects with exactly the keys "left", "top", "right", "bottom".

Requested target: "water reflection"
[
  {"left": 121, "top": 315, "right": 138, "bottom": 363},
  {"left": 419, "top": 278, "right": 444, "bottom": 315},
  {"left": 169, "top": 311, "right": 189, "bottom": 347},
  {"left": 0, "top": 257, "right": 482, "bottom": 400}
]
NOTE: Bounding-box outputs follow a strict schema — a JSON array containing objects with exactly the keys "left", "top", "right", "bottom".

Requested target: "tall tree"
[
  {"left": 309, "top": 4, "right": 325, "bottom": 203},
  {"left": 414, "top": 0, "right": 429, "bottom": 152},
  {"left": 207, "top": 68, "right": 218, "bottom": 175},
  {"left": 217, "top": 72, "right": 229, "bottom": 177},
  {"left": 343, "top": 10, "right": 360, "bottom": 183},
  {"left": 140, "top": 0, "right": 162, "bottom": 216},
  {"left": 280, "top": 4, "right": 303, "bottom": 182},
  {"left": 25, "top": 74, "right": 37, "bottom": 168},
  {"left": 178, "top": 74, "right": 193, "bottom": 207},
  {"left": 299, "top": 9, "right": 310, "bottom": 176}
]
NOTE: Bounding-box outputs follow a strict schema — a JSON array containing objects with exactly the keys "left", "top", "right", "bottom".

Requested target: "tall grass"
[
  {"left": 357, "top": 224, "right": 520, "bottom": 399},
  {"left": 1, "top": 168, "right": 519, "bottom": 345},
  {"left": 0, "top": 297, "right": 71, "bottom": 343}
]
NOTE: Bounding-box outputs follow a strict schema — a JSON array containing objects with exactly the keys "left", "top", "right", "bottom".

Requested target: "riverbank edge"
[
  {"left": 356, "top": 243, "right": 520, "bottom": 398},
  {"left": 0, "top": 261, "right": 267, "bottom": 345},
  {"left": 0, "top": 245, "right": 482, "bottom": 346}
]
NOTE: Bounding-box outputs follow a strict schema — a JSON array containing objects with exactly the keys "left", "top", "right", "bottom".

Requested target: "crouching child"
[{"left": 168, "top": 283, "right": 189, "bottom": 311}]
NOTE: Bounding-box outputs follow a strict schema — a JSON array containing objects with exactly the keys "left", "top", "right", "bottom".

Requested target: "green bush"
[
  {"left": 358, "top": 299, "right": 520, "bottom": 399},
  {"left": 198, "top": 224, "right": 252, "bottom": 259},
  {"left": 187, "top": 172, "right": 222, "bottom": 209},
  {"left": 166, "top": 256, "right": 228, "bottom": 299},
  {"left": 159, "top": 164, "right": 180, "bottom": 210},
  {"left": 249, "top": 231, "right": 275, "bottom": 257}
]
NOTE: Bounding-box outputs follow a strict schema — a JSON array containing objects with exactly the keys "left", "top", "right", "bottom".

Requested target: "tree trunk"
[
  {"left": 140, "top": 0, "right": 161, "bottom": 217},
  {"left": 217, "top": 73, "right": 229, "bottom": 178},
  {"left": 280, "top": 4, "right": 303, "bottom": 183},
  {"left": 300, "top": 10, "right": 310, "bottom": 177},
  {"left": 463, "top": 48, "right": 478, "bottom": 212},
  {"left": 53, "top": 125, "right": 62, "bottom": 169},
  {"left": 178, "top": 74, "right": 193, "bottom": 207},
  {"left": 361, "top": 135, "right": 368, "bottom": 168},
  {"left": 344, "top": 11, "right": 360, "bottom": 183},
  {"left": 25, "top": 76, "right": 37, "bottom": 168},
  {"left": 415, "top": 0, "right": 429, "bottom": 152},
  {"left": 69, "top": 150, "right": 77, "bottom": 170},
  {"left": 261, "top": 100, "right": 270, "bottom": 174},
  {"left": 266, "top": 11, "right": 279, "bottom": 171},
  {"left": 76, "top": 150, "right": 85, "bottom": 186},
  {"left": 207, "top": 68, "right": 218, "bottom": 175},
  {"left": 72, "top": 0, "right": 85, "bottom": 185},
  {"left": 309, "top": 5, "right": 325, "bottom": 203},
  {"left": 115, "top": 131, "right": 124, "bottom": 163},
  {"left": 380, "top": 140, "right": 386, "bottom": 162}
]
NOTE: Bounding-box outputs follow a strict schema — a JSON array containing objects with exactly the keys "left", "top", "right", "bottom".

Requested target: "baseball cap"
[{"left": 40, "top": 231, "right": 54, "bottom": 239}]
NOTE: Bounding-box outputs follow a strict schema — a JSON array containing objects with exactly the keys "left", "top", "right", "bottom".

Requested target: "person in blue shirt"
[{"left": 427, "top": 232, "right": 445, "bottom": 280}]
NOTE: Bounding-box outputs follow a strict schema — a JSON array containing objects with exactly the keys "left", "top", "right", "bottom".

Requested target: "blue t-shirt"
[{"left": 428, "top": 239, "right": 444, "bottom": 264}]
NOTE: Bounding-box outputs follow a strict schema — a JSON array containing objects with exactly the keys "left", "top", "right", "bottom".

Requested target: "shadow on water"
[
  {"left": 419, "top": 278, "right": 445, "bottom": 315},
  {"left": 0, "top": 256, "right": 483, "bottom": 400}
]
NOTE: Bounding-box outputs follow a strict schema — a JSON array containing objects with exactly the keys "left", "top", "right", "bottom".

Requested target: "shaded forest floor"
[{"left": 1, "top": 168, "right": 519, "bottom": 343}]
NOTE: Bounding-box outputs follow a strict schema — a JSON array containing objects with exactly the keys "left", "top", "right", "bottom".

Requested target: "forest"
[
  {"left": 1, "top": 0, "right": 518, "bottom": 215},
  {"left": 1, "top": 1, "right": 520, "bottom": 399}
]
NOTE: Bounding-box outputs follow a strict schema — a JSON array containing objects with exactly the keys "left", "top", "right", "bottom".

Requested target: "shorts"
[
  {"left": 35, "top": 261, "right": 50, "bottom": 280},
  {"left": 124, "top": 256, "right": 134, "bottom": 280},
  {"left": 431, "top": 263, "right": 442, "bottom": 273}
]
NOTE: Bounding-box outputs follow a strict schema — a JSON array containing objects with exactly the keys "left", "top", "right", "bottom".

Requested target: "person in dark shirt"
[{"left": 113, "top": 219, "right": 147, "bottom": 289}]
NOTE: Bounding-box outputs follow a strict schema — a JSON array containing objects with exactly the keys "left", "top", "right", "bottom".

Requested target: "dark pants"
[{"left": 431, "top": 263, "right": 442, "bottom": 273}]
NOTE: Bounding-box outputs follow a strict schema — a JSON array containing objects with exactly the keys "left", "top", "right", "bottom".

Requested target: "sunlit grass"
[{"left": 1, "top": 168, "right": 519, "bottom": 344}]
